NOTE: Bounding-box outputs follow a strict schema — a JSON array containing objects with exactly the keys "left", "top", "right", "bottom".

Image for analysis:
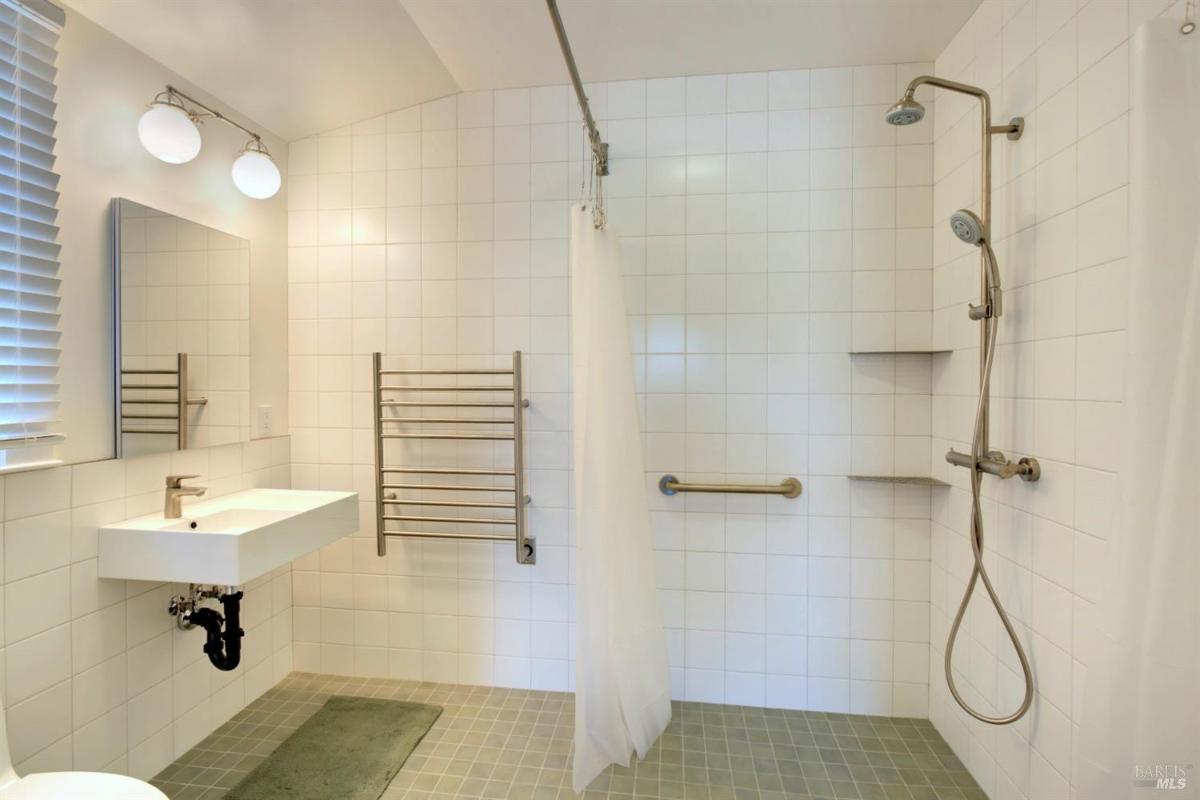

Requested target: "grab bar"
[{"left": 658, "top": 475, "right": 803, "bottom": 499}]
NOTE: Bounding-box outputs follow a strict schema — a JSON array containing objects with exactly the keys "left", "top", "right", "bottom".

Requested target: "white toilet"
[{"left": 0, "top": 697, "right": 167, "bottom": 800}]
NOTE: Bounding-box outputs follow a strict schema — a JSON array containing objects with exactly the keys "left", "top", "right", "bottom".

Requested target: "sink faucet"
[{"left": 165, "top": 474, "right": 206, "bottom": 519}]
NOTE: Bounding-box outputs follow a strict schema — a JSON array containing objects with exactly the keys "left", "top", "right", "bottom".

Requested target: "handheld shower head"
[
  {"left": 951, "top": 209, "right": 1003, "bottom": 319},
  {"left": 950, "top": 209, "right": 986, "bottom": 245},
  {"left": 884, "top": 95, "right": 926, "bottom": 126}
]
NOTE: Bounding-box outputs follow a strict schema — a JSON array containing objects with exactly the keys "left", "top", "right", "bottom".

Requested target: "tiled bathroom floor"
[{"left": 151, "top": 672, "right": 985, "bottom": 800}]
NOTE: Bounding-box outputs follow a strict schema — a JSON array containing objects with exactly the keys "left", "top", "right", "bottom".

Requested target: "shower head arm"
[
  {"left": 903, "top": 74, "right": 989, "bottom": 101},
  {"left": 901, "top": 75, "right": 1023, "bottom": 139}
]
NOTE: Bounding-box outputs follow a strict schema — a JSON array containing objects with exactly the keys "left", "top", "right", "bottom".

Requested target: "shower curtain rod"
[{"left": 545, "top": 0, "right": 609, "bottom": 176}]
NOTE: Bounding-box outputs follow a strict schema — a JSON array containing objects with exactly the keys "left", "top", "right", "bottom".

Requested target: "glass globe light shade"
[
  {"left": 137, "top": 102, "right": 201, "bottom": 164},
  {"left": 231, "top": 145, "right": 281, "bottom": 199}
]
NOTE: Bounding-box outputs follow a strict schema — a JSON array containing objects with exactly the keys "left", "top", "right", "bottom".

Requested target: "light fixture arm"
[{"left": 158, "top": 85, "right": 266, "bottom": 150}]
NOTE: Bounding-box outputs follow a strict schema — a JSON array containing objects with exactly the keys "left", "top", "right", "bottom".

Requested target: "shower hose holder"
[{"left": 946, "top": 449, "right": 1040, "bottom": 481}]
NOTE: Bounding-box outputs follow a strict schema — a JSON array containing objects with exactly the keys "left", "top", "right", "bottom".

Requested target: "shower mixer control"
[{"left": 946, "top": 449, "right": 1040, "bottom": 481}]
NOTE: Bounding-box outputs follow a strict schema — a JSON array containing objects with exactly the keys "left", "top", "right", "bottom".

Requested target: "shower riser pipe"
[{"left": 886, "top": 75, "right": 1038, "bottom": 726}]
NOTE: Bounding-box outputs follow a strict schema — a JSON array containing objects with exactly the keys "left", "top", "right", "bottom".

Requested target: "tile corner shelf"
[
  {"left": 848, "top": 475, "right": 951, "bottom": 487},
  {"left": 848, "top": 349, "right": 953, "bottom": 355}
]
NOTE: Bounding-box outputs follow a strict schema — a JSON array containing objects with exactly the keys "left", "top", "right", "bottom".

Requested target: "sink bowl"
[
  {"left": 158, "top": 508, "right": 286, "bottom": 533},
  {"left": 99, "top": 488, "right": 358, "bottom": 585}
]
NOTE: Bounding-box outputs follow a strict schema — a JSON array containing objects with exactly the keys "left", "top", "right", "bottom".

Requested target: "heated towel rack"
[
  {"left": 119, "top": 353, "right": 206, "bottom": 450},
  {"left": 373, "top": 351, "right": 534, "bottom": 564}
]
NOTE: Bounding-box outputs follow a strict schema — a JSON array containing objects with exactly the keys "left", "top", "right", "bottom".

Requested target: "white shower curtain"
[
  {"left": 569, "top": 206, "right": 672, "bottom": 792},
  {"left": 1078, "top": 19, "right": 1200, "bottom": 797}
]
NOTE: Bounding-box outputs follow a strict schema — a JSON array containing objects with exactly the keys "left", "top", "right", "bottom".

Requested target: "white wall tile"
[{"left": 290, "top": 69, "right": 933, "bottom": 712}]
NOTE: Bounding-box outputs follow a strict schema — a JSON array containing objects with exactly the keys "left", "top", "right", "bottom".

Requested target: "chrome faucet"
[{"left": 164, "top": 474, "right": 206, "bottom": 519}]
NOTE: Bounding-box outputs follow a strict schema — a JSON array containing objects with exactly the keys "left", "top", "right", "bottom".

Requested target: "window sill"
[{"left": 0, "top": 458, "right": 65, "bottom": 476}]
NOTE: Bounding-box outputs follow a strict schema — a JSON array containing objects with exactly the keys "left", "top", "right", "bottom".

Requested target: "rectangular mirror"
[{"left": 113, "top": 198, "right": 250, "bottom": 457}]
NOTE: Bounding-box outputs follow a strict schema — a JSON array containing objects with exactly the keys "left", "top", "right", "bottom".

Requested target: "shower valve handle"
[{"left": 946, "top": 448, "right": 1040, "bottom": 482}]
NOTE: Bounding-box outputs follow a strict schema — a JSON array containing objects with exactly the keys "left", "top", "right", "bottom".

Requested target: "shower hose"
[{"left": 943, "top": 313, "right": 1035, "bottom": 725}]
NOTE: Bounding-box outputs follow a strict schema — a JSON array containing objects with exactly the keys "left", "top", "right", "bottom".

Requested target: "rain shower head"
[
  {"left": 884, "top": 94, "right": 926, "bottom": 126},
  {"left": 950, "top": 209, "right": 987, "bottom": 245}
]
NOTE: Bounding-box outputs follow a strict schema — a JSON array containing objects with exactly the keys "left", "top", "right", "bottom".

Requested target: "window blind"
[{"left": 0, "top": 0, "right": 62, "bottom": 467}]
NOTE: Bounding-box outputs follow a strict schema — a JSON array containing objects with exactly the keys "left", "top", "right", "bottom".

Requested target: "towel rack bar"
[
  {"left": 383, "top": 530, "right": 516, "bottom": 542},
  {"left": 380, "top": 467, "right": 515, "bottom": 476},
  {"left": 379, "top": 385, "right": 516, "bottom": 392},
  {"left": 381, "top": 433, "right": 514, "bottom": 441},
  {"left": 380, "top": 400, "right": 514, "bottom": 408},
  {"left": 122, "top": 428, "right": 179, "bottom": 435},
  {"left": 382, "top": 514, "right": 516, "bottom": 525},
  {"left": 120, "top": 384, "right": 178, "bottom": 390},
  {"left": 122, "top": 413, "right": 179, "bottom": 420},
  {"left": 379, "top": 368, "right": 514, "bottom": 376},
  {"left": 384, "top": 498, "right": 517, "bottom": 509},
  {"left": 120, "top": 369, "right": 179, "bottom": 375},
  {"left": 383, "top": 483, "right": 516, "bottom": 492},
  {"left": 120, "top": 399, "right": 179, "bottom": 405},
  {"left": 380, "top": 417, "right": 515, "bottom": 425}
]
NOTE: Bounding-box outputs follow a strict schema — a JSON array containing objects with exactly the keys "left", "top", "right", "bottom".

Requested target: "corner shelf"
[
  {"left": 849, "top": 349, "right": 952, "bottom": 355},
  {"left": 848, "top": 475, "right": 951, "bottom": 487}
]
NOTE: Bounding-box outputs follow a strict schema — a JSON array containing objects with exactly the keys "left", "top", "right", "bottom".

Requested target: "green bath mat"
[{"left": 225, "top": 696, "right": 442, "bottom": 800}]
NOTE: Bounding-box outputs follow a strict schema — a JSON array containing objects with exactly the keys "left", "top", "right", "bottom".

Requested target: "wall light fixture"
[{"left": 138, "top": 86, "right": 281, "bottom": 200}]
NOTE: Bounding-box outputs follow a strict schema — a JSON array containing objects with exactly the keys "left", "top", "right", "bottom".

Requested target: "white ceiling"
[
  {"left": 62, "top": 0, "right": 460, "bottom": 141},
  {"left": 67, "top": 0, "right": 980, "bottom": 142},
  {"left": 401, "top": 0, "right": 982, "bottom": 92}
]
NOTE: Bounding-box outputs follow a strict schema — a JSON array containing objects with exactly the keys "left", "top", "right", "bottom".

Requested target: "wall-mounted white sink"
[{"left": 99, "top": 488, "right": 358, "bottom": 585}]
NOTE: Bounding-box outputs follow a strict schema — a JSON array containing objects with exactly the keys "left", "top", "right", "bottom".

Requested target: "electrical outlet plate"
[{"left": 256, "top": 404, "right": 273, "bottom": 437}]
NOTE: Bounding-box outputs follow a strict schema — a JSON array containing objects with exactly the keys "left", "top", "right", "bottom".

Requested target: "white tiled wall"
[
  {"left": 0, "top": 437, "right": 292, "bottom": 780},
  {"left": 287, "top": 63, "right": 942, "bottom": 716},
  {"left": 926, "top": 0, "right": 1177, "bottom": 797}
]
